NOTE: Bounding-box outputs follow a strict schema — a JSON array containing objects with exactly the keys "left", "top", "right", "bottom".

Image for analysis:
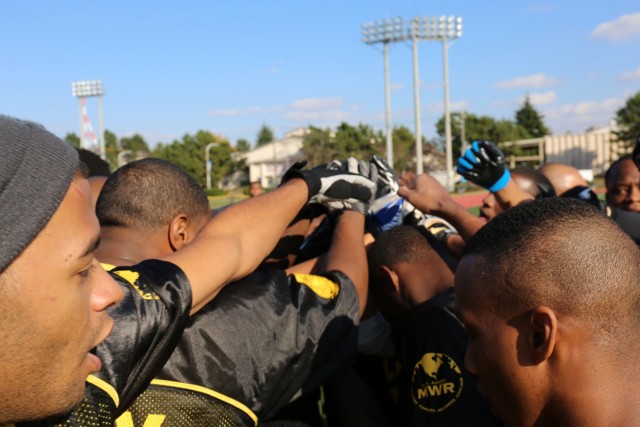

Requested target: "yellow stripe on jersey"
[
  {"left": 87, "top": 374, "right": 120, "bottom": 407},
  {"left": 148, "top": 379, "right": 258, "bottom": 426},
  {"left": 293, "top": 274, "right": 340, "bottom": 299},
  {"left": 101, "top": 263, "right": 160, "bottom": 301},
  {"left": 101, "top": 263, "right": 116, "bottom": 271}
]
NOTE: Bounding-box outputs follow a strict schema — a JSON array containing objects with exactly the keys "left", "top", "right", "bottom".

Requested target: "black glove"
[
  {"left": 456, "top": 140, "right": 511, "bottom": 192},
  {"left": 281, "top": 161, "right": 376, "bottom": 214},
  {"left": 633, "top": 135, "right": 640, "bottom": 172}
]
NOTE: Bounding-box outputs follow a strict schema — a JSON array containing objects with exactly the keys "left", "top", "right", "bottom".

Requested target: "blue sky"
[{"left": 1, "top": 1, "right": 639, "bottom": 148}]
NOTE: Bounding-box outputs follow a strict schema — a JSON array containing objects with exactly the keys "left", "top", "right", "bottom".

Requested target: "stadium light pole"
[
  {"left": 362, "top": 18, "right": 408, "bottom": 169},
  {"left": 363, "top": 16, "right": 462, "bottom": 177},
  {"left": 437, "top": 16, "right": 463, "bottom": 191},
  {"left": 410, "top": 17, "right": 424, "bottom": 174},
  {"left": 205, "top": 142, "right": 219, "bottom": 191},
  {"left": 71, "top": 80, "right": 105, "bottom": 159}
]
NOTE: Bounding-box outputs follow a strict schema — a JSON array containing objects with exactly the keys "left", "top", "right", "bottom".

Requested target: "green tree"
[
  {"left": 120, "top": 134, "right": 150, "bottom": 154},
  {"left": 64, "top": 133, "right": 80, "bottom": 148},
  {"left": 104, "top": 130, "right": 119, "bottom": 170},
  {"left": 152, "top": 131, "right": 233, "bottom": 188},
  {"left": 391, "top": 126, "right": 416, "bottom": 173},
  {"left": 301, "top": 126, "right": 337, "bottom": 166},
  {"left": 613, "top": 91, "right": 640, "bottom": 151},
  {"left": 256, "top": 125, "right": 274, "bottom": 147},
  {"left": 236, "top": 138, "right": 251, "bottom": 152},
  {"left": 301, "top": 122, "right": 383, "bottom": 168},
  {"left": 515, "top": 95, "right": 550, "bottom": 138},
  {"left": 436, "top": 112, "right": 529, "bottom": 158}
]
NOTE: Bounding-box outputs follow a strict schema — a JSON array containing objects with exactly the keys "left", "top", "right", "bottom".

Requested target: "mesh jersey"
[
  {"left": 19, "top": 260, "right": 192, "bottom": 427},
  {"left": 401, "top": 288, "right": 502, "bottom": 427},
  {"left": 119, "top": 268, "right": 360, "bottom": 426}
]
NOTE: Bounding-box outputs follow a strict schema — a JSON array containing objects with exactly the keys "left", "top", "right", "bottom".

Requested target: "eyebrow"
[{"left": 80, "top": 237, "right": 101, "bottom": 259}]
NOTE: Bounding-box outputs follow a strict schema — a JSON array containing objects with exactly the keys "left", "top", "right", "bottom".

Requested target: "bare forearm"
[
  {"left": 323, "top": 211, "right": 368, "bottom": 317},
  {"left": 433, "top": 199, "right": 485, "bottom": 242}
]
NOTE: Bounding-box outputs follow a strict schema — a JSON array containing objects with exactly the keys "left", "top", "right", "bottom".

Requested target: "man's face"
[
  {"left": 455, "top": 256, "right": 543, "bottom": 427},
  {"left": 606, "top": 158, "right": 640, "bottom": 212},
  {"left": 0, "top": 178, "right": 123, "bottom": 422}
]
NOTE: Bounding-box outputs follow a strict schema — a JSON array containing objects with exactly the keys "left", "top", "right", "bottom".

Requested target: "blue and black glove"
[{"left": 456, "top": 140, "right": 510, "bottom": 192}]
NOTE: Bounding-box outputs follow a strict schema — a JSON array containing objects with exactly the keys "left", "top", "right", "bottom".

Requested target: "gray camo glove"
[{"left": 282, "top": 161, "right": 376, "bottom": 214}]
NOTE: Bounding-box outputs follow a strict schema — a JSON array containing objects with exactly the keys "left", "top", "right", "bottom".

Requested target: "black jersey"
[
  {"left": 20, "top": 260, "right": 192, "bottom": 427},
  {"left": 119, "top": 268, "right": 359, "bottom": 426},
  {"left": 401, "top": 288, "right": 502, "bottom": 427}
]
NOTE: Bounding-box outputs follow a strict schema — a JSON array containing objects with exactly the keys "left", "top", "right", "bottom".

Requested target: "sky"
[{"left": 1, "top": 1, "right": 639, "bottom": 149}]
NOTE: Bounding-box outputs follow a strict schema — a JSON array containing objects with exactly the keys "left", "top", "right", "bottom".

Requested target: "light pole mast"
[
  {"left": 362, "top": 16, "right": 462, "bottom": 177},
  {"left": 383, "top": 41, "right": 393, "bottom": 167},
  {"left": 71, "top": 80, "right": 105, "bottom": 158},
  {"left": 362, "top": 18, "right": 407, "bottom": 169},
  {"left": 411, "top": 17, "right": 423, "bottom": 174}
]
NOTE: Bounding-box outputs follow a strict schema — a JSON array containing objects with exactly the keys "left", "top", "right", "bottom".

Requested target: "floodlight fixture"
[{"left": 71, "top": 79, "right": 106, "bottom": 160}]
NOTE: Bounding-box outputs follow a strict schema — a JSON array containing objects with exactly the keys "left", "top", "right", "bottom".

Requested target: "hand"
[
  {"left": 633, "top": 135, "right": 640, "bottom": 171},
  {"left": 457, "top": 140, "right": 511, "bottom": 192},
  {"left": 282, "top": 161, "right": 376, "bottom": 214},
  {"left": 397, "top": 173, "right": 453, "bottom": 215}
]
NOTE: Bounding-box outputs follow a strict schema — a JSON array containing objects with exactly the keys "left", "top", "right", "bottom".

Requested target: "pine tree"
[{"left": 515, "top": 94, "right": 550, "bottom": 138}]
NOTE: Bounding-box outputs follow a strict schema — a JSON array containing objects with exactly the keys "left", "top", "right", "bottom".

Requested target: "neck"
[
  {"left": 540, "top": 346, "right": 640, "bottom": 426},
  {"left": 96, "top": 227, "right": 169, "bottom": 266},
  {"left": 401, "top": 261, "right": 454, "bottom": 307}
]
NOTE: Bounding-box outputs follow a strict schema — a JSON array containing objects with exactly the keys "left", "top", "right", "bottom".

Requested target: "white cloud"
[
  {"left": 495, "top": 73, "right": 559, "bottom": 90},
  {"left": 543, "top": 97, "right": 622, "bottom": 133},
  {"left": 619, "top": 66, "right": 640, "bottom": 82},
  {"left": 208, "top": 105, "right": 282, "bottom": 117},
  {"left": 265, "top": 67, "right": 281, "bottom": 75},
  {"left": 290, "top": 97, "right": 343, "bottom": 111},
  {"left": 390, "top": 82, "right": 404, "bottom": 91},
  {"left": 591, "top": 13, "right": 640, "bottom": 42},
  {"left": 526, "top": 91, "right": 557, "bottom": 105},
  {"left": 283, "top": 110, "right": 350, "bottom": 122},
  {"left": 209, "top": 109, "right": 246, "bottom": 117}
]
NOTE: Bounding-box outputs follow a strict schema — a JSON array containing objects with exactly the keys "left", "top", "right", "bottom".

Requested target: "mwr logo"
[{"left": 411, "top": 352, "right": 463, "bottom": 413}]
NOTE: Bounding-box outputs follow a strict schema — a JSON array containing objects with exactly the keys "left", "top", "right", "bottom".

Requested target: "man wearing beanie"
[{"left": 0, "top": 115, "right": 377, "bottom": 425}]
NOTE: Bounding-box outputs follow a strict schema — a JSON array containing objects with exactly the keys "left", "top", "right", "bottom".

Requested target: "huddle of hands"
[{"left": 280, "top": 139, "right": 512, "bottom": 221}]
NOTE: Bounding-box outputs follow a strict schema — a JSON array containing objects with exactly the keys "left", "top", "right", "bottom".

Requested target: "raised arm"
[{"left": 163, "top": 167, "right": 376, "bottom": 314}]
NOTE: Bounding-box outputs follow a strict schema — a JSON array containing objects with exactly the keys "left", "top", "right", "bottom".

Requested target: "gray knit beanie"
[{"left": 0, "top": 115, "right": 79, "bottom": 272}]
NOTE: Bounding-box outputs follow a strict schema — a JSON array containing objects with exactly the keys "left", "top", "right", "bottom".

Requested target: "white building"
[{"left": 239, "top": 128, "right": 308, "bottom": 188}]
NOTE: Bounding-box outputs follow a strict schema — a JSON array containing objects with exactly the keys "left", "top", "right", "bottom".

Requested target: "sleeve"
[{"left": 96, "top": 259, "right": 193, "bottom": 414}]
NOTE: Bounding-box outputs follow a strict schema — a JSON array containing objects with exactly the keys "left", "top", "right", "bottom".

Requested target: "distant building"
[{"left": 238, "top": 128, "right": 308, "bottom": 188}]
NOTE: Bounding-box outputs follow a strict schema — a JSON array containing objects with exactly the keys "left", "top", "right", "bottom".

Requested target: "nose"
[{"left": 92, "top": 262, "right": 124, "bottom": 312}]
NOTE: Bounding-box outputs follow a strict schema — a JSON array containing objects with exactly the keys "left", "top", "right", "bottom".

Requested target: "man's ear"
[
  {"left": 168, "top": 214, "right": 189, "bottom": 251},
  {"left": 528, "top": 306, "right": 558, "bottom": 363},
  {"left": 379, "top": 265, "right": 401, "bottom": 293}
]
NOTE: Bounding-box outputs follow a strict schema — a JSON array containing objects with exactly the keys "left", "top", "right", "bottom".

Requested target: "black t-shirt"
[
  {"left": 120, "top": 268, "right": 359, "bottom": 426},
  {"left": 401, "top": 288, "right": 502, "bottom": 427},
  {"left": 20, "top": 260, "right": 192, "bottom": 426}
]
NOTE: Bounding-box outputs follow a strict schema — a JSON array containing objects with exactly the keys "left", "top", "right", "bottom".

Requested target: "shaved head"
[
  {"left": 462, "top": 198, "right": 640, "bottom": 343},
  {"left": 539, "top": 163, "right": 588, "bottom": 196}
]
